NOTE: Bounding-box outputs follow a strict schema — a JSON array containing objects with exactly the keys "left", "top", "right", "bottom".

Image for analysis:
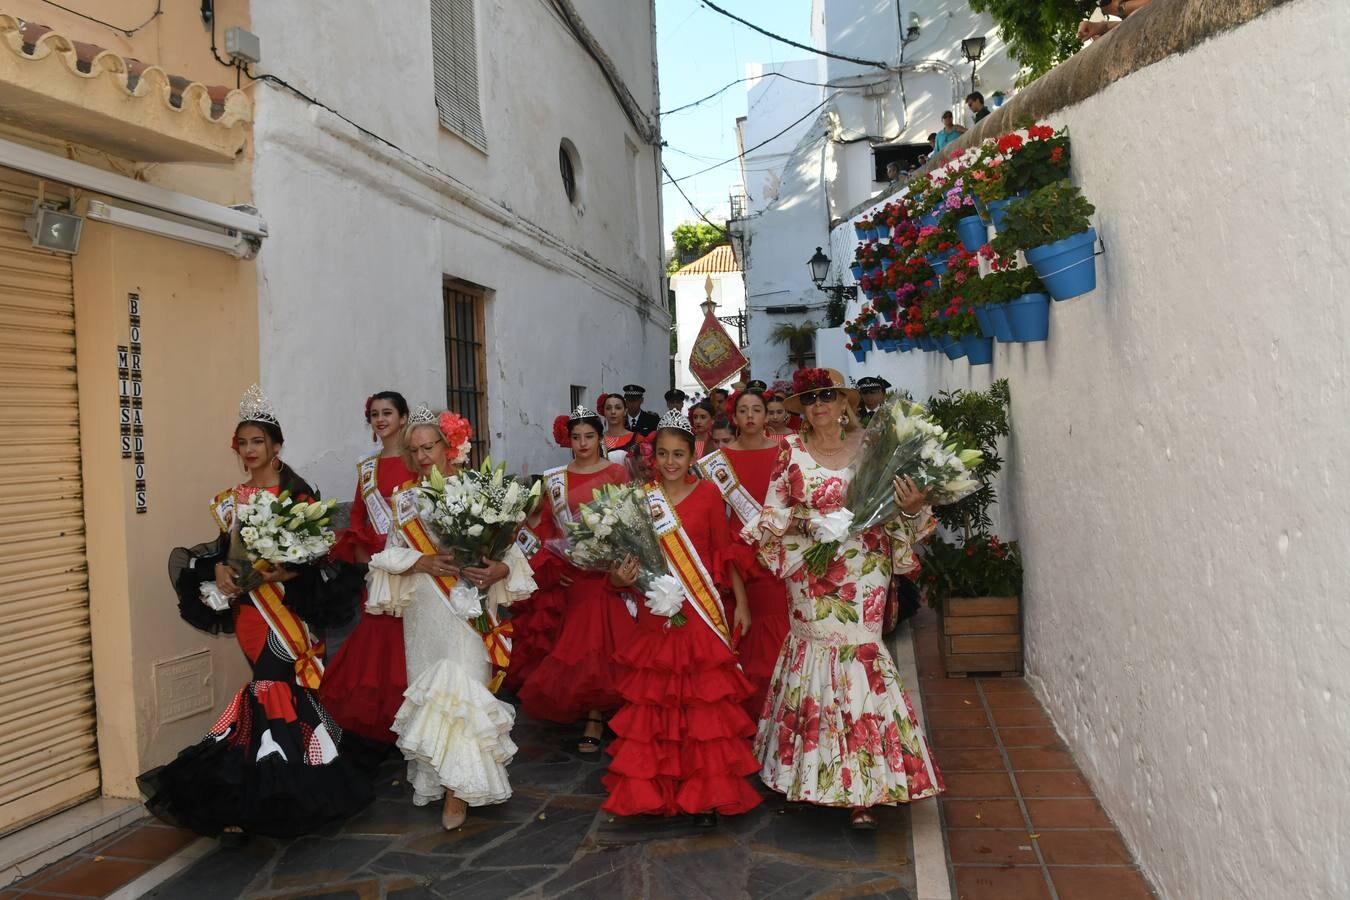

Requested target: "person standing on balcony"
[
  {"left": 966, "top": 92, "right": 991, "bottom": 123},
  {"left": 933, "top": 112, "right": 967, "bottom": 154}
]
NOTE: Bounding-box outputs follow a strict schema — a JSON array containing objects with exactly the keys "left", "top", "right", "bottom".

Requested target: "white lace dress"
[{"left": 366, "top": 532, "right": 535, "bottom": 807}]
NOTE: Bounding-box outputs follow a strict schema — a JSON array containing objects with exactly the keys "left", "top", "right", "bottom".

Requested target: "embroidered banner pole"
[{"left": 688, "top": 279, "right": 748, "bottom": 392}]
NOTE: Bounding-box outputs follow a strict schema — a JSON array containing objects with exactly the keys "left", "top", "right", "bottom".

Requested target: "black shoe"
[
  {"left": 218, "top": 830, "right": 250, "bottom": 848},
  {"left": 693, "top": 812, "right": 718, "bottom": 828}
]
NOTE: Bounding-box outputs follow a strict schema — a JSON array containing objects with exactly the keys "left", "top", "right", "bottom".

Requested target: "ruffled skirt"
[
  {"left": 602, "top": 610, "right": 762, "bottom": 817},
  {"left": 518, "top": 574, "right": 636, "bottom": 722},
  {"left": 502, "top": 585, "right": 565, "bottom": 694},
  {"left": 736, "top": 575, "right": 790, "bottom": 720},
  {"left": 319, "top": 610, "right": 406, "bottom": 743},
  {"left": 139, "top": 681, "right": 373, "bottom": 837},
  {"left": 756, "top": 632, "right": 944, "bottom": 807},
  {"left": 394, "top": 658, "right": 516, "bottom": 807}
]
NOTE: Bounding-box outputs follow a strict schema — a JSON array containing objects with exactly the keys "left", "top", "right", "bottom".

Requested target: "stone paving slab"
[{"left": 141, "top": 712, "right": 920, "bottom": 900}]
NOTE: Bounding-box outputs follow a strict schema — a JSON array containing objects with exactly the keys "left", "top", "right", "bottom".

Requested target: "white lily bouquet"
[
  {"left": 416, "top": 459, "right": 541, "bottom": 609},
  {"left": 801, "top": 397, "right": 982, "bottom": 576},
  {"left": 560, "top": 483, "right": 686, "bottom": 626},
  {"left": 228, "top": 490, "right": 338, "bottom": 592}
]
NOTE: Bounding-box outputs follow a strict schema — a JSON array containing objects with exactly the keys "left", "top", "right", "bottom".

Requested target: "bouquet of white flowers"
[
  {"left": 559, "top": 482, "right": 686, "bottom": 625},
  {"left": 230, "top": 490, "right": 338, "bottom": 591},
  {"left": 801, "top": 397, "right": 982, "bottom": 576},
  {"left": 417, "top": 458, "right": 542, "bottom": 569}
]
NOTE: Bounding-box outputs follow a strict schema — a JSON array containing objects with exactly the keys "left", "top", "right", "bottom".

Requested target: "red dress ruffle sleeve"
[
  {"left": 602, "top": 480, "right": 762, "bottom": 817},
  {"left": 517, "top": 464, "right": 638, "bottom": 723},
  {"left": 319, "top": 455, "right": 416, "bottom": 744}
]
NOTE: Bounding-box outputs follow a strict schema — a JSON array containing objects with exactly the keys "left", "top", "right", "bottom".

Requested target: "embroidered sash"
[
  {"left": 250, "top": 581, "right": 325, "bottom": 689},
  {"left": 645, "top": 486, "right": 731, "bottom": 648},
  {"left": 543, "top": 466, "right": 572, "bottom": 527},
  {"left": 357, "top": 454, "right": 394, "bottom": 535},
  {"left": 392, "top": 484, "right": 513, "bottom": 692},
  {"left": 210, "top": 488, "right": 236, "bottom": 533},
  {"left": 697, "top": 449, "right": 762, "bottom": 527},
  {"left": 514, "top": 524, "right": 542, "bottom": 561}
]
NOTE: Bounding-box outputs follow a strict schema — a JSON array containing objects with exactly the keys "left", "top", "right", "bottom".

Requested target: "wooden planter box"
[{"left": 938, "top": 595, "right": 1022, "bottom": 677}]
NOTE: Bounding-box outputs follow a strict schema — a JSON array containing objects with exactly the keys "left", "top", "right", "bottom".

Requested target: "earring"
[{"left": 271, "top": 456, "right": 282, "bottom": 472}]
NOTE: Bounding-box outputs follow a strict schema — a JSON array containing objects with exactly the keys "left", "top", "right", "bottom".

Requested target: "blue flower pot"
[
  {"left": 1006, "top": 292, "right": 1050, "bottom": 342},
  {"left": 878, "top": 338, "right": 901, "bottom": 353},
  {"left": 962, "top": 335, "right": 994, "bottom": 365},
  {"left": 1024, "top": 227, "right": 1098, "bottom": 301},
  {"left": 986, "top": 191, "right": 1028, "bottom": 232},
  {"left": 927, "top": 250, "right": 955, "bottom": 275},
  {"left": 992, "top": 94, "right": 1005, "bottom": 107},
  {"left": 898, "top": 338, "right": 916, "bottom": 352},
  {"left": 850, "top": 263, "right": 863, "bottom": 280},
  {"left": 880, "top": 257, "right": 894, "bottom": 272},
  {"left": 957, "top": 215, "right": 988, "bottom": 254},
  {"left": 851, "top": 348, "right": 868, "bottom": 363},
  {"left": 859, "top": 336, "right": 874, "bottom": 351},
  {"left": 870, "top": 227, "right": 888, "bottom": 242},
  {"left": 919, "top": 211, "right": 940, "bottom": 230},
  {"left": 986, "top": 302, "right": 1015, "bottom": 342},
  {"left": 972, "top": 305, "right": 996, "bottom": 339},
  {"left": 854, "top": 224, "right": 868, "bottom": 239},
  {"left": 940, "top": 335, "right": 966, "bottom": 360}
]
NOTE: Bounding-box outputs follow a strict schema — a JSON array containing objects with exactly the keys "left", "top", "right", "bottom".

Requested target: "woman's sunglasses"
[{"left": 798, "top": 388, "right": 840, "bottom": 406}]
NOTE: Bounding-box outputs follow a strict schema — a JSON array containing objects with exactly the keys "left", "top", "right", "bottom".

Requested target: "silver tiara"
[
  {"left": 657, "top": 410, "right": 693, "bottom": 434},
  {"left": 408, "top": 403, "right": 437, "bottom": 425},
  {"left": 568, "top": 404, "right": 597, "bottom": 422},
  {"left": 238, "top": 384, "right": 279, "bottom": 426}
]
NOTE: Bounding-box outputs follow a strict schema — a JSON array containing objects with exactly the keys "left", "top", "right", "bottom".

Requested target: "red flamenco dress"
[
  {"left": 518, "top": 464, "right": 638, "bottom": 723},
  {"left": 602, "top": 479, "right": 762, "bottom": 817},
  {"left": 719, "top": 445, "right": 792, "bottom": 718},
  {"left": 320, "top": 454, "right": 416, "bottom": 743},
  {"left": 501, "top": 540, "right": 566, "bottom": 695}
]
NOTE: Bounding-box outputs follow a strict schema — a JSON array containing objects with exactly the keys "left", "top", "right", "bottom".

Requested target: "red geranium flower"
[{"left": 996, "top": 133, "right": 1024, "bottom": 154}]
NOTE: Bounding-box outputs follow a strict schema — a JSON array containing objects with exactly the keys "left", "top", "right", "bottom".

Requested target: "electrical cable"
[
  {"left": 664, "top": 93, "right": 836, "bottom": 185},
  {"left": 662, "top": 161, "right": 727, "bottom": 234},
  {"left": 699, "top": 1, "right": 891, "bottom": 70},
  {"left": 36, "top": 0, "right": 162, "bottom": 37},
  {"left": 662, "top": 69, "right": 886, "bottom": 116}
]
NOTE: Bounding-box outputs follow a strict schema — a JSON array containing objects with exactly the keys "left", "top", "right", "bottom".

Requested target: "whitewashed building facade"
[
  {"left": 731, "top": 0, "right": 1015, "bottom": 380},
  {"left": 245, "top": 0, "right": 668, "bottom": 490}
]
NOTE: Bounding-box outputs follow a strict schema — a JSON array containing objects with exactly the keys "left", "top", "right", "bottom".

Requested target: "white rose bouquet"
[
  {"left": 417, "top": 458, "right": 541, "bottom": 568},
  {"left": 801, "top": 396, "right": 982, "bottom": 576},
  {"left": 559, "top": 482, "right": 686, "bottom": 626},
  {"left": 230, "top": 490, "right": 338, "bottom": 590}
]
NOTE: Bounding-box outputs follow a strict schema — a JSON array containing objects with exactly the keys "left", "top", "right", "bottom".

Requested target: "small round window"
[{"left": 559, "top": 139, "right": 581, "bottom": 205}]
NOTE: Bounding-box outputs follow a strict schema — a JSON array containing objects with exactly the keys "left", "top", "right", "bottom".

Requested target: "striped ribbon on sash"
[
  {"left": 543, "top": 466, "right": 572, "bottom": 526},
  {"left": 357, "top": 454, "right": 394, "bottom": 535},
  {"left": 250, "top": 581, "right": 325, "bottom": 689},
  {"left": 393, "top": 485, "right": 513, "bottom": 692},
  {"left": 645, "top": 485, "right": 731, "bottom": 648},
  {"left": 697, "top": 449, "right": 762, "bottom": 527},
  {"left": 210, "top": 488, "right": 236, "bottom": 533}
]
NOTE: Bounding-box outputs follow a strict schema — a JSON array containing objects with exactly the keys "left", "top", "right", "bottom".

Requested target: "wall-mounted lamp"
[
  {"left": 906, "top": 13, "right": 921, "bottom": 40},
  {"left": 25, "top": 202, "right": 83, "bottom": 254}
]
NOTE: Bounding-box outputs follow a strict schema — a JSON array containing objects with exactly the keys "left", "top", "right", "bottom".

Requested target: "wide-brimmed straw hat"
[{"left": 782, "top": 368, "right": 860, "bottom": 414}]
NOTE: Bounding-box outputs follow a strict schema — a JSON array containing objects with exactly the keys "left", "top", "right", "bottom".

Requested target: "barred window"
[
  {"left": 430, "top": 0, "right": 487, "bottom": 151},
  {"left": 443, "top": 282, "right": 488, "bottom": 465}
]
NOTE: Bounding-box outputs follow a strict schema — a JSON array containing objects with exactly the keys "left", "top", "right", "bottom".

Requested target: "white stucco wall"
[
  {"left": 671, "top": 268, "right": 746, "bottom": 397},
  {"left": 828, "top": 2, "right": 1350, "bottom": 897},
  {"left": 248, "top": 0, "right": 667, "bottom": 495},
  {"left": 741, "top": 60, "right": 822, "bottom": 215}
]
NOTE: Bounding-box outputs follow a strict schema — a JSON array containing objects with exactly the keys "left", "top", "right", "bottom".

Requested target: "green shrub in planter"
[{"left": 990, "top": 179, "right": 1095, "bottom": 258}]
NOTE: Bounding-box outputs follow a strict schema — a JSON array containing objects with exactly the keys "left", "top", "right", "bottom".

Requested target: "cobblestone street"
[{"left": 133, "top": 713, "right": 917, "bottom": 900}]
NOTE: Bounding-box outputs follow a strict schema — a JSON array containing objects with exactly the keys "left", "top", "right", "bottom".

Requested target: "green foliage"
[
  {"left": 918, "top": 380, "right": 1021, "bottom": 607},
  {"left": 990, "top": 179, "right": 1094, "bottom": 256},
  {"left": 826, "top": 294, "right": 847, "bottom": 328},
  {"left": 967, "top": 0, "right": 1084, "bottom": 85},
  {"left": 667, "top": 222, "right": 727, "bottom": 273},
  {"left": 978, "top": 264, "right": 1046, "bottom": 304},
  {"left": 769, "top": 321, "right": 819, "bottom": 368}
]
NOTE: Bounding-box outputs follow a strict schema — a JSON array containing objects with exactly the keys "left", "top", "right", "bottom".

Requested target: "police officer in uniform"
[
  {"left": 855, "top": 376, "right": 891, "bottom": 426},
  {"left": 623, "top": 384, "right": 661, "bottom": 435},
  {"left": 664, "top": 388, "right": 687, "bottom": 412}
]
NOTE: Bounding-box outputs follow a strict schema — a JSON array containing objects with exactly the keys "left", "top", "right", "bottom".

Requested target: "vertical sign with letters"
[{"left": 127, "top": 293, "right": 147, "bottom": 513}]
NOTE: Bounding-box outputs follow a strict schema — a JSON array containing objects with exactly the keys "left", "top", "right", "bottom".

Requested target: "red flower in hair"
[
  {"left": 552, "top": 415, "right": 571, "bottom": 448},
  {"left": 437, "top": 411, "right": 474, "bottom": 464},
  {"left": 363, "top": 395, "right": 374, "bottom": 420},
  {"left": 791, "top": 368, "right": 835, "bottom": 395},
  {"left": 595, "top": 393, "right": 610, "bottom": 414}
]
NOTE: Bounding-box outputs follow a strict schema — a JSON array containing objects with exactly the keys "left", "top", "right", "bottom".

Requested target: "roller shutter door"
[{"left": 0, "top": 167, "right": 98, "bottom": 834}]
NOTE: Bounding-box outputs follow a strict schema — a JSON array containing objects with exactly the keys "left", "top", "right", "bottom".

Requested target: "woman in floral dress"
[{"left": 743, "top": 368, "right": 943, "bottom": 830}]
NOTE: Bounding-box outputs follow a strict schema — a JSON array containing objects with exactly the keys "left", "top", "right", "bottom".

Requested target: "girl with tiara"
[
  {"left": 142, "top": 385, "right": 372, "bottom": 842},
  {"left": 603, "top": 410, "right": 761, "bottom": 827},
  {"left": 517, "top": 405, "right": 636, "bottom": 757},
  {"left": 322, "top": 391, "right": 416, "bottom": 746},
  {"left": 364, "top": 406, "right": 534, "bottom": 830}
]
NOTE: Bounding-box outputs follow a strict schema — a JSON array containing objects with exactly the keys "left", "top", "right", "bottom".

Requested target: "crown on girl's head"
[
  {"left": 238, "top": 384, "right": 279, "bottom": 426},
  {"left": 568, "top": 404, "right": 597, "bottom": 422},
  {"left": 657, "top": 410, "right": 693, "bottom": 434},
  {"left": 408, "top": 403, "right": 436, "bottom": 425}
]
